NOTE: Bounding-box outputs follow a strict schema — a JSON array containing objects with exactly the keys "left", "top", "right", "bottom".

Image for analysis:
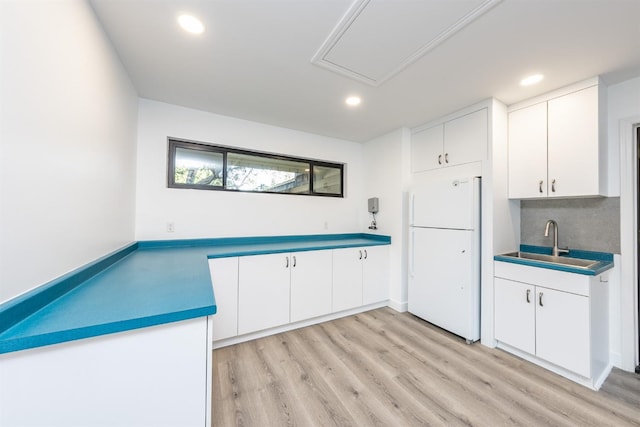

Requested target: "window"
[{"left": 168, "top": 138, "right": 344, "bottom": 197}]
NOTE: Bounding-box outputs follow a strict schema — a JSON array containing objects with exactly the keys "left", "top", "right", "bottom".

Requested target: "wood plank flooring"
[{"left": 212, "top": 308, "right": 640, "bottom": 426}]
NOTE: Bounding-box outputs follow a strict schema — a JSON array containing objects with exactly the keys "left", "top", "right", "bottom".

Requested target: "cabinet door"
[
  {"left": 508, "top": 102, "right": 548, "bottom": 198},
  {"left": 535, "top": 287, "right": 590, "bottom": 377},
  {"left": 494, "top": 278, "right": 535, "bottom": 355},
  {"left": 332, "top": 247, "right": 363, "bottom": 312},
  {"left": 208, "top": 257, "right": 239, "bottom": 341},
  {"left": 411, "top": 124, "right": 444, "bottom": 172},
  {"left": 444, "top": 108, "right": 487, "bottom": 167},
  {"left": 290, "top": 250, "right": 332, "bottom": 322},
  {"left": 362, "top": 245, "right": 389, "bottom": 305},
  {"left": 547, "top": 85, "right": 600, "bottom": 198},
  {"left": 238, "top": 253, "right": 290, "bottom": 335}
]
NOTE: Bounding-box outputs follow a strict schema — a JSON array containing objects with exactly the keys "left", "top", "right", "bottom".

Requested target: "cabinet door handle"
[
  {"left": 293, "top": 255, "right": 296, "bottom": 267},
  {"left": 359, "top": 250, "right": 363, "bottom": 260},
  {"left": 438, "top": 154, "right": 442, "bottom": 165},
  {"left": 551, "top": 179, "right": 556, "bottom": 193},
  {"left": 445, "top": 153, "right": 449, "bottom": 164},
  {"left": 539, "top": 292, "right": 544, "bottom": 307},
  {"left": 539, "top": 180, "right": 544, "bottom": 193},
  {"left": 364, "top": 249, "right": 368, "bottom": 259},
  {"left": 285, "top": 256, "right": 289, "bottom": 268},
  {"left": 526, "top": 289, "right": 531, "bottom": 303}
]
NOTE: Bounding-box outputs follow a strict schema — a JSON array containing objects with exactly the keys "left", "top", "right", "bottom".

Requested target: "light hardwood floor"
[{"left": 212, "top": 308, "right": 640, "bottom": 426}]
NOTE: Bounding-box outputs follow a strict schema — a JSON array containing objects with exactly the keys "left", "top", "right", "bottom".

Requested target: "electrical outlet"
[
  {"left": 323, "top": 221, "right": 328, "bottom": 230},
  {"left": 166, "top": 222, "right": 175, "bottom": 233}
]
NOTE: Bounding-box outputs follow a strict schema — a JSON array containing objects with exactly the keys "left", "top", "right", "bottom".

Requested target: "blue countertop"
[
  {"left": 0, "top": 233, "right": 390, "bottom": 354},
  {"left": 494, "top": 245, "right": 614, "bottom": 276}
]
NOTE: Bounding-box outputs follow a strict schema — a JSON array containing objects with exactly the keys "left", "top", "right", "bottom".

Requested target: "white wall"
[
  {"left": 362, "top": 128, "right": 411, "bottom": 310},
  {"left": 0, "top": 0, "right": 138, "bottom": 302},
  {"left": 607, "top": 75, "right": 640, "bottom": 196},
  {"left": 135, "top": 99, "right": 364, "bottom": 240},
  {"left": 607, "top": 75, "right": 640, "bottom": 370}
]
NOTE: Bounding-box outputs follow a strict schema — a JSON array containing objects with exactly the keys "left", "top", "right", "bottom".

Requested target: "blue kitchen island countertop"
[{"left": 0, "top": 233, "right": 390, "bottom": 354}]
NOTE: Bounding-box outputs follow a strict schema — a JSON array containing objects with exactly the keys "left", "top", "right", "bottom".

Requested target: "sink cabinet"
[
  {"left": 411, "top": 108, "right": 487, "bottom": 172},
  {"left": 494, "top": 261, "right": 610, "bottom": 389},
  {"left": 494, "top": 278, "right": 590, "bottom": 377},
  {"left": 508, "top": 79, "right": 606, "bottom": 199},
  {"left": 535, "top": 286, "right": 590, "bottom": 377}
]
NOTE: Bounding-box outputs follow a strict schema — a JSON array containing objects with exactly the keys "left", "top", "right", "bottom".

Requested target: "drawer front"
[{"left": 494, "top": 261, "right": 590, "bottom": 296}]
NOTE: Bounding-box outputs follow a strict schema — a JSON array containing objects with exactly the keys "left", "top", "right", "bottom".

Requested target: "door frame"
[{"left": 620, "top": 116, "right": 640, "bottom": 371}]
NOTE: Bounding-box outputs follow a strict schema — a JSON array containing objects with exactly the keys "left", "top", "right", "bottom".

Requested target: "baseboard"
[
  {"left": 213, "top": 300, "right": 389, "bottom": 349},
  {"left": 610, "top": 350, "right": 622, "bottom": 369},
  {"left": 497, "top": 341, "right": 606, "bottom": 390},
  {"left": 387, "top": 299, "right": 408, "bottom": 312}
]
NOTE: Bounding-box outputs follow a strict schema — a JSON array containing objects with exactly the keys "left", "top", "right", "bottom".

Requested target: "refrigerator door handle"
[
  {"left": 409, "top": 229, "right": 415, "bottom": 278},
  {"left": 409, "top": 192, "right": 415, "bottom": 226}
]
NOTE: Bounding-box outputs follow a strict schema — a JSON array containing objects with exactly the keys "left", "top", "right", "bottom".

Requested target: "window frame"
[{"left": 167, "top": 137, "right": 344, "bottom": 198}]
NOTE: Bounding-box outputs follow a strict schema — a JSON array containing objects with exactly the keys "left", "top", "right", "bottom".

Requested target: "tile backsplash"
[{"left": 521, "top": 197, "right": 620, "bottom": 254}]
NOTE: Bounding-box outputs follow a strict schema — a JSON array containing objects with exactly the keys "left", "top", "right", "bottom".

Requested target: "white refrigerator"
[{"left": 408, "top": 176, "right": 481, "bottom": 343}]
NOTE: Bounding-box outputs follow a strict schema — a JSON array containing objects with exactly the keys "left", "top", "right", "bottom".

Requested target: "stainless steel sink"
[{"left": 501, "top": 251, "right": 600, "bottom": 269}]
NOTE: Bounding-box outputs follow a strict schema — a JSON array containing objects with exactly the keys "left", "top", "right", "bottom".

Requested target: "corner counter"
[
  {"left": 0, "top": 233, "right": 390, "bottom": 426},
  {"left": 0, "top": 233, "right": 390, "bottom": 354}
]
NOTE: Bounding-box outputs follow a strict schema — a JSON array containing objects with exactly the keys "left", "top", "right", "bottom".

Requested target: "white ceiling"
[{"left": 90, "top": 0, "right": 640, "bottom": 143}]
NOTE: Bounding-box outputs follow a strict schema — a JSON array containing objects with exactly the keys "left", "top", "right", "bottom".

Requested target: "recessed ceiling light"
[
  {"left": 345, "top": 96, "right": 361, "bottom": 106},
  {"left": 520, "top": 74, "right": 544, "bottom": 86},
  {"left": 178, "top": 14, "right": 205, "bottom": 35}
]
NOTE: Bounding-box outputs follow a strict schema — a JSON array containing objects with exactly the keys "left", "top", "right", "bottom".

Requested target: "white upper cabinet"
[
  {"left": 508, "top": 80, "right": 606, "bottom": 199},
  {"left": 445, "top": 109, "right": 487, "bottom": 167},
  {"left": 547, "top": 85, "right": 601, "bottom": 198},
  {"left": 507, "top": 102, "right": 548, "bottom": 198},
  {"left": 411, "top": 108, "right": 487, "bottom": 173},
  {"left": 411, "top": 124, "right": 443, "bottom": 172}
]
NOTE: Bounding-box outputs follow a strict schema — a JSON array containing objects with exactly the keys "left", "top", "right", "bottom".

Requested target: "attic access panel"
[{"left": 312, "top": 0, "right": 502, "bottom": 86}]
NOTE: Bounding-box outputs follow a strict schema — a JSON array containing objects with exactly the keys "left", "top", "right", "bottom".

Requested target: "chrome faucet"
[{"left": 544, "top": 220, "right": 569, "bottom": 256}]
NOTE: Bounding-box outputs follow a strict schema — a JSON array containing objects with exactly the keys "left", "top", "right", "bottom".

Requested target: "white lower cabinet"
[
  {"left": 494, "top": 278, "right": 535, "bottom": 355},
  {"left": 494, "top": 278, "right": 589, "bottom": 377},
  {"left": 290, "top": 250, "right": 333, "bottom": 322},
  {"left": 208, "top": 257, "right": 239, "bottom": 341},
  {"left": 236, "top": 250, "right": 333, "bottom": 335},
  {"left": 210, "top": 244, "right": 390, "bottom": 345},
  {"left": 332, "top": 245, "right": 389, "bottom": 312},
  {"left": 0, "top": 317, "right": 212, "bottom": 427},
  {"left": 362, "top": 245, "right": 390, "bottom": 305},
  {"left": 535, "top": 287, "right": 590, "bottom": 377},
  {"left": 238, "top": 253, "right": 293, "bottom": 335},
  {"left": 332, "top": 247, "right": 364, "bottom": 311},
  {"left": 494, "top": 261, "right": 609, "bottom": 389}
]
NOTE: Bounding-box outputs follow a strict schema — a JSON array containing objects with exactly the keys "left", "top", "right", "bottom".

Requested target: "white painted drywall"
[
  {"left": 607, "top": 75, "right": 640, "bottom": 370},
  {"left": 362, "top": 128, "right": 411, "bottom": 310},
  {"left": 0, "top": 1, "right": 138, "bottom": 302},
  {"left": 135, "top": 99, "right": 364, "bottom": 239},
  {"left": 607, "top": 75, "right": 640, "bottom": 197}
]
